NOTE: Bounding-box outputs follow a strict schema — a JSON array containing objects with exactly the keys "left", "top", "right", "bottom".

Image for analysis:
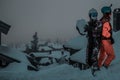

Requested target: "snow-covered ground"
[{"left": 0, "top": 31, "right": 120, "bottom": 80}]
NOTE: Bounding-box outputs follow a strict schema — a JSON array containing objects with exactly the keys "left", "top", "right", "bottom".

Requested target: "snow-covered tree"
[{"left": 31, "top": 32, "right": 39, "bottom": 52}]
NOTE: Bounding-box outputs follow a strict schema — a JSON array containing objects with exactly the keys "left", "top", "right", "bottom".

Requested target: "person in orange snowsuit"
[{"left": 98, "top": 5, "right": 115, "bottom": 69}]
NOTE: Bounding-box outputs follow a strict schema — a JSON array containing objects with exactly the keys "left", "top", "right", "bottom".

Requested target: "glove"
[{"left": 111, "top": 37, "right": 115, "bottom": 44}]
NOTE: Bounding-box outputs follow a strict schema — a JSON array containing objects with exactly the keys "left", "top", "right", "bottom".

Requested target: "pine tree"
[{"left": 31, "top": 32, "right": 39, "bottom": 52}]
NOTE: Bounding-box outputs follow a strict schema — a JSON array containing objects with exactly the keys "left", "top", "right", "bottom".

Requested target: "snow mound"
[
  {"left": 64, "top": 36, "right": 87, "bottom": 49},
  {"left": 0, "top": 62, "right": 28, "bottom": 72},
  {"left": 70, "top": 48, "right": 86, "bottom": 64},
  {"left": 0, "top": 46, "right": 29, "bottom": 64},
  {"left": 0, "top": 46, "right": 32, "bottom": 72}
]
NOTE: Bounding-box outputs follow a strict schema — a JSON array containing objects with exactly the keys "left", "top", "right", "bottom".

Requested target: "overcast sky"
[{"left": 0, "top": 0, "right": 120, "bottom": 45}]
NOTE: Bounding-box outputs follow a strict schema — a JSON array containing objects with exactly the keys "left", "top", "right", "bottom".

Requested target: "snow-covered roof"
[
  {"left": 64, "top": 36, "right": 87, "bottom": 50},
  {"left": 31, "top": 51, "right": 62, "bottom": 59},
  {"left": 31, "top": 51, "right": 70, "bottom": 59},
  {"left": 32, "top": 52, "right": 50, "bottom": 57},
  {"left": 0, "top": 46, "right": 34, "bottom": 72},
  {"left": 0, "top": 46, "right": 30, "bottom": 64},
  {"left": 70, "top": 48, "right": 86, "bottom": 64},
  {"left": 39, "top": 46, "right": 52, "bottom": 51},
  {"left": 48, "top": 43, "right": 63, "bottom": 49}
]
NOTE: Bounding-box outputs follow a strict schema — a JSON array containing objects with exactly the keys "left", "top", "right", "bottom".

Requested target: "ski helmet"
[
  {"left": 89, "top": 8, "right": 98, "bottom": 20},
  {"left": 101, "top": 4, "right": 112, "bottom": 14}
]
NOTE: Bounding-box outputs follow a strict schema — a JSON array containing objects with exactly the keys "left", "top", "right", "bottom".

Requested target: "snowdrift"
[
  {"left": 70, "top": 48, "right": 86, "bottom": 64},
  {"left": 64, "top": 35, "right": 87, "bottom": 50},
  {"left": 0, "top": 46, "right": 32, "bottom": 72},
  {"left": 0, "top": 46, "right": 27, "bottom": 63}
]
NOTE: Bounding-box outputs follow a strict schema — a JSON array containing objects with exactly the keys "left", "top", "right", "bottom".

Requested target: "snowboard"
[{"left": 76, "top": 19, "right": 87, "bottom": 35}]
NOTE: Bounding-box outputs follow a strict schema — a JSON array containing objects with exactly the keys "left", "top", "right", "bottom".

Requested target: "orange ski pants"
[{"left": 98, "top": 40, "right": 115, "bottom": 67}]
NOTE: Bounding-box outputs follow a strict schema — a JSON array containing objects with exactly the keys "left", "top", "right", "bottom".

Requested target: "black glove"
[{"left": 111, "top": 37, "right": 115, "bottom": 44}]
